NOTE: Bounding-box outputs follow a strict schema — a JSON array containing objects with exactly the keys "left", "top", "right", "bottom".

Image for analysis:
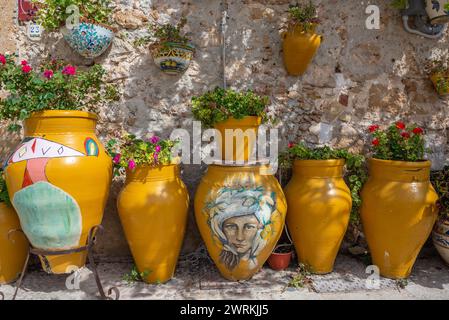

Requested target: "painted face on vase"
[{"left": 222, "top": 214, "right": 261, "bottom": 256}]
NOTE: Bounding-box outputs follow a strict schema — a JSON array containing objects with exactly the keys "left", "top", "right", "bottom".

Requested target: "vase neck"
[
  {"left": 126, "top": 165, "right": 180, "bottom": 182},
  {"left": 292, "top": 159, "right": 345, "bottom": 178},
  {"left": 24, "top": 111, "right": 97, "bottom": 136},
  {"left": 368, "top": 159, "right": 431, "bottom": 182}
]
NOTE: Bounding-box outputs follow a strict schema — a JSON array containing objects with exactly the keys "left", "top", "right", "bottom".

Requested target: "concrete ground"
[{"left": 1, "top": 245, "right": 448, "bottom": 300}]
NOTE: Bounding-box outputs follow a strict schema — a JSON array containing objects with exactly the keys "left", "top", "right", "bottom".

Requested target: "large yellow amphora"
[
  {"left": 194, "top": 163, "right": 287, "bottom": 281},
  {"left": 4, "top": 111, "right": 112, "bottom": 274},
  {"left": 117, "top": 164, "right": 189, "bottom": 284}
]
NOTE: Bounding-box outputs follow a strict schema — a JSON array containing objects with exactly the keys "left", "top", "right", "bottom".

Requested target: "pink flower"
[
  {"left": 153, "top": 153, "right": 159, "bottom": 162},
  {"left": 22, "top": 65, "right": 32, "bottom": 73},
  {"left": 128, "top": 159, "right": 136, "bottom": 170},
  {"left": 113, "top": 154, "right": 121, "bottom": 164},
  {"left": 62, "top": 65, "right": 77, "bottom": 76},
  {"left": 43, "top": 69, "right": 54, "bottom": 79},
  {"left": 288, "top": 142, "right": 295, "bottom": 149},
  {"left": 21, "top": 60, "right": 28, "bottom": 66},
  {"left": 0, "top": 55, "right": 6, "bottom": 65},
  {"left": 155, "top": 145, "right": 161, "bottom": 153},
  {"left": 150, "top": 136, "right": 160, "bottom": 144}
]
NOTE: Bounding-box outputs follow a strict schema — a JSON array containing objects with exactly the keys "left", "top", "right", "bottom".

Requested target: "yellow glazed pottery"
[
  {"left": 285, "top": 160, "right": 351, "bottom": 274},
  {"left": 282, "top": 26, "right": 322, "bottom": 76},
  {"left": 117, "top": 164, "right": 189, "bottom": 284},
  {"left": 194, "top": 163, "right": 287, "bottom": 281},
  {"left": 360, "top": 159, "right": 438, "bottom": 279},
  {"left": 430, "top": 73, "right": 449, "bottom": 96},
  {"left": 214, "top": 116, "right": 261, "bottom": 163},
  {"left": 0, "top": 203, "right": 28, "bottom": 284},
  {"left": 4, "top": 111, "right": 112, "bottom": 274}
]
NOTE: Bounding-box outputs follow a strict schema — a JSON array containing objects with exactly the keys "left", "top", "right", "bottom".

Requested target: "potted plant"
[
  {"left": 108, "top": 133, "right": 189, "bottom": 284},
  {"left": 135, "top": 17, "right": 195, "bottom": 75},
  {"left": 430, "top": 167, "right": 449, "bottom": 265},
  {"left": 267, "top": 243, "right": 293, "bottom": 271},
  {"left": 281, "top": 143, "right": 366, "bottom": 274},
  {"left": 191, "top": 87, "right": 271, "bottom": 162},
  {"left": 33, "top": 0, "right": 116, "bottom": 59},
  {"left": 391, "top": 1, "right": 449, "bottom": 24},
  {"left": 0, "top": 169, "right": 28, "bottom": 284},
  {"left": 361, "top": 122, "right": 439, "bottom": 279},
  {"left": 282, "top": 1, "right": 322, "bottom": 76},
  {"left": 428, "top": 57, "right": 449, "bottom": 96},
  {"left": 0, "top": 55, "right": 117, "bottom": 274}
]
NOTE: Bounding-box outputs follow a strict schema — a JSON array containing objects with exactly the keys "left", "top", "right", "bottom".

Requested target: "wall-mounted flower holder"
[
  {"left": 18, "top": 0, "right": 38, "bottom": 23},
  {"left": 431, "top": 72, "right": 449, "bottom": 96},
  {"left": 151, "top": 42, "right": 195, "bottom": 75}
]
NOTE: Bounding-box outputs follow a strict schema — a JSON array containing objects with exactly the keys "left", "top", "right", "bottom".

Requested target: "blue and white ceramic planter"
[
  {"left": 433, "top": 217, "right": 449, "bottom": 265},
  {"left": 151, "top": 42, "right": 195, "bottom": 75},
  {"left": 63, "top": 22, "right": 114, "bottom": 59}
]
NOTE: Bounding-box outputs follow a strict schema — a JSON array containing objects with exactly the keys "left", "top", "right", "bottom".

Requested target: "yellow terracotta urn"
[
  {"left": 117, "top": 164, "right": 189, "bottom": 284},
  {"left": 285, "top": 159, "right": 351, "bottom": 274},
  {"left": 194, "top": 163, "right": 287, "bottom": 281},
  {"left": 214, "top": 116, "right": 261, "bottom": 163},
  {"left": 360, "top": 159, "right": 439, "bottom": 279},
  {"left": 0, "top": 203, "right": 28, "bottom": 284},
  {"left": 4, "top": 111, "right": 112, "bottom": 274},
  {"left": 282, "top": 25, "right": 322, "bottom": 76}
]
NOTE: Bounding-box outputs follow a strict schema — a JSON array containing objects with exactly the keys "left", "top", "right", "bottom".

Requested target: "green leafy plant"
[
  {"left": 32, "top": 0, "right": 113, "bottom": 31},
  {"left": 368, "top": 122, "right": 427, "bottom": 162},
  {"left": 134, "top": 17, "right": 192, "bottom": 49},
  {"left": 391, "top": 0, "right": 409, "bottom": 9},
  {"left": 431, "top": 167, "right": 449, "bottom": 219},
  {"left": 280, "top": 143, "right": 367, "bottom": 224},
  {"left": 287, "top": 1, "right": 320, "bottom": 32},
  {"left": 283, "top": 263, "right": 316, "bottom": 292},
  {"left": 191, "top": 87, "right": 271, "bottom": 128},
  {"left": 106, "top": 133, "right": 179, "bottom": 176},
  {"left": 0, "top": 54, "right": 118, "bottom": 130},
  {"left": 0, "top": 169, "right": 11, "bottom": 206},
  {"left": 122, "top": 265, "right": 151, "bottom": 284}
]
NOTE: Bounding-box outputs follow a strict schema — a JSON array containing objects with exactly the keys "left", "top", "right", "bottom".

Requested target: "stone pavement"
[{"left": 1, "top": 246, "right": 448, "bottom": 300}]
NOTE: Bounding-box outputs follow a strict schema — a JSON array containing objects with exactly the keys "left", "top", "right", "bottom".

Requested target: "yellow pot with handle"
[
  {"left": 360, "top": 159, "right": 439, "bottom": 279},
  {"left": 4, "top": 110, "right": 112, "bottom": 274},
  {"left": 117, "top": 164, "right": 189, "bottom": 284},
  {"left": 194, "top": 163, "right": 287, "bottom": 281},
  {"left": 0, "top": 203, "right": 28, "bottom": 284},
  {"left": 285, "top": 159, "right": 351, "bottom": 274}
]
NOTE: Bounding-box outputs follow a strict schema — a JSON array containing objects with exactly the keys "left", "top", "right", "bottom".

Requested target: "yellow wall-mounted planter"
[
  {"left": 117, "top": 164, "right": 189, "bottom": 284},
  {"left": 4, "top": 111, "right": 112, "bottom": 274},
  {"left": 214, "top": 116, "right": 261, "bottom": 163},
  {"left": 360, "top": 159, "right": 438, "bottom": 279},
  {"left": 430, "top": 73, "right": 449, "bottom": 96},
  {"left": 0, "top": 203, "right": 28, "bottom": 284},
  {"left": 194, "top": 164, "right": 287, "bottom": 281},
  {"left": 282, "top": 26, "right": 322, "bottom": 76},
  {"left": 285, "top": 159, "right": 351, "bottom": 274}
]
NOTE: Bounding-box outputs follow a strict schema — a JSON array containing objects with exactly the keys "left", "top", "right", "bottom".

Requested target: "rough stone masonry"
[{"left": 0, "top": 0, "right": 448, "bottom": 258}]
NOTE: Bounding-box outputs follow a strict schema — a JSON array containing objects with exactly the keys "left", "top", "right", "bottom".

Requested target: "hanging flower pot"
[
  {"left": 151, "top": 42, "right": 195, "bottom": 75},
  {"left": 194, "top": 163, "right": 287, "bottom": 281},
  {"left": 433, "top": 217, "right": 449, "bottom": 265},
  {"left": 267, "top": 244, "right": 293, "bottom": 271},
  {"left": 430, "top": 72, "right": 449, "bottom": 96},
  {"left": 282, "top": 3, "right": 322, "bottom": 76},
  {"left": 425, "top": 0, "right": 449, "bottom": 24},
  {"left": 110, "top": 135, "right": 189, "bottom": 284},
  {"left": 361, "top": 122, "right": 438, "bottom": 279}
]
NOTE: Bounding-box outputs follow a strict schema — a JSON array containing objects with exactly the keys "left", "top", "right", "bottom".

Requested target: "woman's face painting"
[{"left": 222, "top": 214, "right": 260, "bottom": 254}]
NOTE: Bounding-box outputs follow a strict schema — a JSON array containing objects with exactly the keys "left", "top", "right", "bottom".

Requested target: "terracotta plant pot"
[
  {"left": 425, "top": 0, "right": 449, "bottom": 24},
  {"left": 194, "top": 163, "right": 287, "bottom": 281},
  {"left": 282, "top": 25, "right": 322, "bottom": 76},
  {"left": 361, "top": 159, "right": 439, "bottom": 279},
  {"left": 430, "top": 73, "right": 449, "bottom": 96},
  {"left": 267, "top": 244, "right": 293, "bottom": 271},
  {"left": 4, "top": 111, "right": 112, "bottom": 274},
  {"left": 285, "top": 159, "right": 351, "bottom": 274},
  {"left": 214, "top": 116, "right": 262, "bottom": 163},
  {"left": 0, "top": 203, "right": 28, "bottom": 284},
  {"left": 62, "top": 22, "right": 115, "bottom": 59},
  {"left": 151, "top": 42, "right": 195, "bottom": 75},
  {"left": 117, "top": 164, "right": 189, "bottom": 284},
  {"left": 432, "top": 217, "right": 449, "bottom": 265}
]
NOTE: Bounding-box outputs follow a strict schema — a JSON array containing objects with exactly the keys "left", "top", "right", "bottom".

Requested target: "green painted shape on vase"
[{"left": 13, "top": 181, "right": 82, "bottom": 250}]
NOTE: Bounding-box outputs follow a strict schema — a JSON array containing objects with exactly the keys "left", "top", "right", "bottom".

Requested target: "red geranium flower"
[
  {"left": 21, "top": 60, "right": 28, "bottom": 66},
  {"left": 0, "top": 55, "right": 6, "bottom": 65},
  {"left": 369, "top": 125, "right": 379, "bottom": 133},
  {"left": 43, "top": 69, "right": 54, "bottom": 79},
  {"left": 22, "top": 65, "right": 32, "bottom": 73},
  {"left": 396, "top": 122, "right": 406, "bottom": 130},
  {"left": 401, "top": 132, "right": 410, "bottom": 139},
  {"left": 372, "top": 138, "right": 380, "bottom": 146},
  {"left": 288, "top": 142, "right": 295, "bottom": 149},
  {"left": 413, "top": 127, "right": 424, "bottom": 135},
  {"left": 62, "top": 65, "right": 77, "bottom": 76}
]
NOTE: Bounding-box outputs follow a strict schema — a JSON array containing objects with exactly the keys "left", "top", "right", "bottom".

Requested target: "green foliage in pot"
[
  {"left": 286, "top": 1, "right": 320, "bottom": 32},
  {"left": 368, "top": 122, "right": 427, "bottom": 161},
  {"left": 0, "top": 169, "right": 10, "bottom": 206},
  {"left": 0, "top": 54, "right": 119, "bottom": 131},
  {"left": 191, "top": 87, "right": 271, "bottom": 128},
  {"left": 32, "top": 0, "right": 113, "bottom": 31},
  {"left": 428, "top": 57, "right": 449, "bottom": 95},
  {"left": 279, "top": 142, "right": 367, "bottom": 224},
  {"left": 134, "top": 17, "right": 192, "bottom": 49},
  {"left": 431, "top": 167, "right": 449, "bottom": 219},
  {"left": 106, "top": 133, "right": 179, "bottom": 176}
]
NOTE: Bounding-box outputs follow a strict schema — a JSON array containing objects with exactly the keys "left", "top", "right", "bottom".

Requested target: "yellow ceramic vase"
[
  {"left": 4, "top": 111, "right": 112, "bottom": 274},
  {"left": 117, "top": 164, "right": 189, "bottom": 284},
  {"left": 282, "top": 26, "right": 322, "bottom": 76},
  {"left": 214, "top": 116, "right": 261, "bottom": 163},
  {"left": 285, "top": 160, "right": 351, "bottom": 274},
  {"left": 194, "top": 164, "right": 287, "bottom": 281},
  {"left": 360, "top": 159, "right": 439, "bottom": 279},
  {"left": 0, "top": 203, "right": 28, "bottom": 284}
]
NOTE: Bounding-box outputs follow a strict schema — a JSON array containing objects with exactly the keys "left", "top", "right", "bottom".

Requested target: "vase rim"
[
  {"left": 369, "top": 158, "right": 431, "bottom": 168},
  {"left": 214, "top": 116, "right": 262, "bottom": 127},
  {"left": 27, "top": 110, "right": 98, "bottom": 121},
  {"left": 293, "top": 159, "right": 346, "bottom": 167}
]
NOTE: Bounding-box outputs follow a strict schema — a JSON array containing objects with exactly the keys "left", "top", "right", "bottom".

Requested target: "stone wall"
[{"left": 1, "top": 0, "right": 449, "bottom": 258}]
